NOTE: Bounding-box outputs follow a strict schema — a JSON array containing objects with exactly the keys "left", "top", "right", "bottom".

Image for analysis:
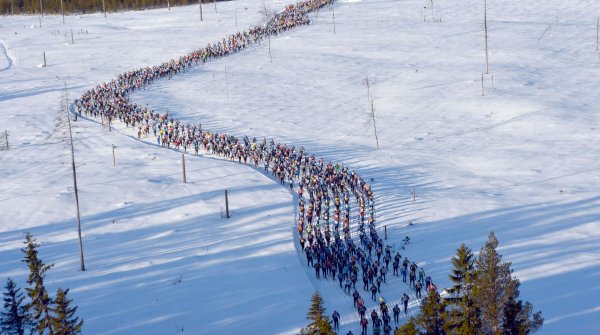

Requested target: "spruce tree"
[
  {"left": 1, "top": 278, "right": 33, "bottom": 335},
  {"left": 22, "top": 233, "right": 54, "bottom": 335},
  {"left": 414, "top": 290, "right": 446, "bottom": 335},
  {"left": 501, "top": 279, "right": 543, "bottom": 335},
  {"left": 51, "top": 289, "right": 83, "bottom": 335},
  {"left": 395, "top": 317, "right": 418, "bottom": 335},
  {"left": 300, "top": 291, "right": 335, "bottom": 335},
  {"left": 473, "top": 232, "right": 510, "bottom": 335},
  {"left": 473, "top": 232, "right": 543, "bottom": 335},
  {"left": 447, "top": 244, "right": 475, "bottom": 298},
  {"left": 444, "top": 244, "right": 480, "bottom": 334}
]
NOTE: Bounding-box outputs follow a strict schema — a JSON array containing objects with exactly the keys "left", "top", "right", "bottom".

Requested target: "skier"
[
  {"left": 360, "top": 317, "right": 368, "bottom": 335},
  {"left": 306, "top": 249, "right": 313, "bottom": 266},
  {"left": 402, "top": 293, "right": 410, "bottom": 315},
  {"left": 383, "top": 323, "right": 392, "bottom": 335},
  {"left": 345, "top": 278, "right": 352, "bottom": 294},
  {"left": 415, "top": 281, "right": 422, "bottom": 299},
  {"left": 358, "top": 304, "right": 367, "bottom": 318},
  {"left": 409, "top": 269, "right": 416, "bottom": 288},
  {"left": 332, "top": 310, "right": 340, "bottom": 331},
  {"left": 392, "top": 304, "right": 400, "bottom": 323},
  {"left": 370, "top": 310, "right": 378, "bottom": 324},
  {"left": 352, "top": 289, "right": 360, "bottom": 307},
  {"left": 370, "top": 283, "right": 378, "bottom": 300}
]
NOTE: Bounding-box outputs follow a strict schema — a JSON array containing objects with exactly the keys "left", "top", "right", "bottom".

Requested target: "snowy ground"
[{"left": 1, "top": 0, "right": 600, "bottom": 334}]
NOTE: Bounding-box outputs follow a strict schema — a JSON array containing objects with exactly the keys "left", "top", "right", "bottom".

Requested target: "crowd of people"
[{"left": 74, "top": 1, "right": 438, "bottom": 334}]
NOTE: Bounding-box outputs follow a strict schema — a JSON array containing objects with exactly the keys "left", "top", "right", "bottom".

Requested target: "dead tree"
[
  {"left": 484, "top": 0, "right": 489, "bottom": 73},
  {"left": 1, "top": 130, "right": 8, "bottom": 150},
  {"left": 198, "top": 0, "right": 203, "bottom": 21},
  {"left": 369, "top": 99, "right": 380, "bottom": 149},
  {"left": 260, "top": 3, "right": 274, "bottom": 63},
  {"left": 363, "top": 76, "right": 380, "bottom": 149}
]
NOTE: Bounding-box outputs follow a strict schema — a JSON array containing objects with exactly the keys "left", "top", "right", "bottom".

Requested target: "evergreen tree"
[
  {"left": 21, "top": 233, "right": 54, "bottom": 335},
  {"left": 414, "top": 290, "right": 446, "bottom": 335},
  {"left": 444, "top": 244, "right": 480, "bottom": 334},
  {"left": 300, "top": 291, "right": 335, "bottom": 335},
  {"left": 501, "top": 280, "right": 543, "bottom": 335},
  {"left": 447, "top": 244, "right": 475, "bottom": 298},
  {"left": 395, "top": 317, "right": 418, "bottom": 335},
  {"left": 51, "top": 289, "right": 83, "bottom": 335},
  {"left": 473, "top": 232, "right": 543, "bottom": 335},
  {"left": 1, "top": 278, "right": 33, "bottom": 335},
  {"left": 473, "top": 232, "right": 510, "bottom": 335}
]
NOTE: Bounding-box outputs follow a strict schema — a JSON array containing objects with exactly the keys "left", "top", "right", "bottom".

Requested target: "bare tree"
[
  {"left": 596, "top": 17, "right": 600, "bottom": 51},
  {"left": 259, "top": 2, "right": 274, "bottom": 63},
  {"left": 332, "top": 8, "right": 336, "bottom": 34},
  {"left": 0, "top": 130, "right": 8, "bottom": 150},
  {"left": 368, "top": 99, "right": 380, "bottom": 149},
  {"left": 363, "top": 76, "right": 380, "bottom": 149},
  {"left": 53, "top": 76, "right": 86, "bottom": 271},
  {"left": 484, "top": 0, "right": 489, "bottom": 73},
  {"left": 198, "top": 0, "right": 203, "bottom": 21}
]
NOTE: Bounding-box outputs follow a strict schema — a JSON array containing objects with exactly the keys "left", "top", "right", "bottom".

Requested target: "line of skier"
[{"left": 73, "top": 0, "right": 439, "bottom": 333}]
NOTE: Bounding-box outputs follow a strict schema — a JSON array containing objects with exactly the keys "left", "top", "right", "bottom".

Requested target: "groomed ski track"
[
  {"left": 0, "top": 40, "right": 16, "bottom": 71},
  {"left": 73, "top": 0, "right": 426, "bottom": 333}
]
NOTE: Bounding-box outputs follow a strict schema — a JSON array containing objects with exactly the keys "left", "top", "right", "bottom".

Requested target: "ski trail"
[
  {"left": 72, "top": 0, "right": 431, "bottom": 332},
  {"left": 0, "top": 40, "right": 16, "bottom": 71}
]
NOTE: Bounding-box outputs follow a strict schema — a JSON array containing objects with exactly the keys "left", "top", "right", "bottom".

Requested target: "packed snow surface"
[{"left": 1, "top": 0, "right": 600, "bottom": 334}]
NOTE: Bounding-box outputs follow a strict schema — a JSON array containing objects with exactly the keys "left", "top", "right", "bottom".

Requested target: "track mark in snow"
[{"left": 0, "top": 40, "right": 16, "bottom": 71}]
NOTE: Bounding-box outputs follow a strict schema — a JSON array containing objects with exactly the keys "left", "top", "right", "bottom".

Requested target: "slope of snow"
[{"left": 1, "top": 0, "right": 599, "bottom": 334}]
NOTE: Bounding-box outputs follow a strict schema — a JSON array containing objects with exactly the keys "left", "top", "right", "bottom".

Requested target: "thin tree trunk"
[
  {"left": 64, "top": 82, "right": 85, "bottom": 272},
  {"left": 182, "top": 153, "right": 187, "bottom": 183},
  {"left": 198, "top": 0, "right": 203, "bottom": 21},
  {"left": 484, "top": 0, "right": 489, "bottom": 74},
  {"left": 268, "top": 35, "right": 272, "bottom": 63},
  {"left": 370, "top": 100, "right": 379, "bottom": 149},
  {"left": 596, "top": 17, "right": 600, "bottom": 51}
]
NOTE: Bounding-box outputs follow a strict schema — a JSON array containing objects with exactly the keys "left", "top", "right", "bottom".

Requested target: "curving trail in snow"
[
  {"left": 74, "top": 0, "right": 428, "bottom": 333},
  {"left": 0, "top": 40, "right": 16, "bottom": 71}
]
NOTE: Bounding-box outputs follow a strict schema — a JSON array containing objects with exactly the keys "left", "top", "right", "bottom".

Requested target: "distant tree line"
[{"left": 1, "top": 0, "right": 224, "bottom": 15}]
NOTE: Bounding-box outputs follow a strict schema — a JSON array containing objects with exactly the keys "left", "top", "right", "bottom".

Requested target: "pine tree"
[
  {"left": 1, "top": 278, "right": 33, "bottom": 335},
  {"left": 473, "top": 232, "right": 543, "bottom": 335},
  {"left": 395, "top": 317, "right": 418, "bottom": 335},
  {"left": 51, "top": 289, "right": 83, "bottom": 335},
  {"left": 22, "top": 232, "right": 54, "bottom": 335},
  {"left": 444, "top": 244, "right": 480, "bottom": 334},
  {"left": 300, "top": 291, "right": 335, "bottom": 335}
]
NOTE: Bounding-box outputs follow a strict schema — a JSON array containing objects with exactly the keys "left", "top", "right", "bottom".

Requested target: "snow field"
[
  {"left": 132, "top": 0, "right": 600, "bottom": 333},
  {"left": 0, "top": 0, "right": 599, "bottom": 334}
]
